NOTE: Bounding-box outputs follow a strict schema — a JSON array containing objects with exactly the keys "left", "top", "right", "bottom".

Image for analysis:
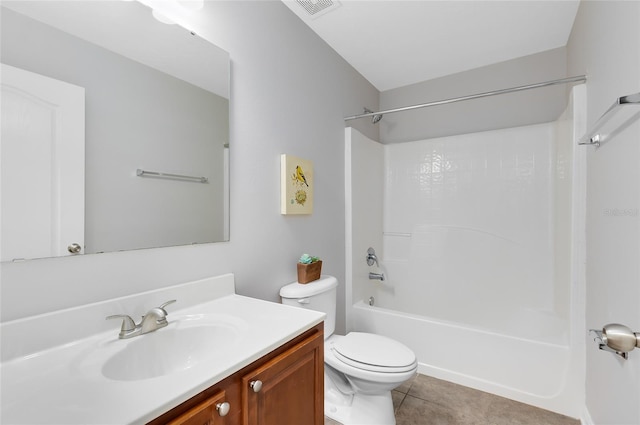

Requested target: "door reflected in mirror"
[{"left": 1, "top": 1, "right": 230, "bottom": 262}]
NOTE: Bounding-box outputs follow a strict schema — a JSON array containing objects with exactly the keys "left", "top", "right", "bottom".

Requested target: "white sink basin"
[
  {"left": 103, "top": 324, "right": 237, "bottom": 381},
  {"left": 75, "top": 314, "right": 246, "bottom": 382}
]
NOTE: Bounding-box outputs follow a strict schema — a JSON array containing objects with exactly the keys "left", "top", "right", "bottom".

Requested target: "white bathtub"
[{"left": 351, "top": 300, "right": 582, "bottom": 418}]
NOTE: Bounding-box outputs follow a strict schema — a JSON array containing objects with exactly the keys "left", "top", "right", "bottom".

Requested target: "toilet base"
[{"left": 324, "top": 372, "right": 396, "bottom": 425}]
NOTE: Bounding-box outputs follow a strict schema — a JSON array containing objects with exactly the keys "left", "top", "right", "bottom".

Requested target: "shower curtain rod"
[{"left": 344, "top": 75, "right": 587, "bottom": 121}]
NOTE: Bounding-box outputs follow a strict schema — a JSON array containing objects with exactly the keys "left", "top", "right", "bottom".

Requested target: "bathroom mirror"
[{"left": 1, "top": 1, "right": 230, "bottom": 262}]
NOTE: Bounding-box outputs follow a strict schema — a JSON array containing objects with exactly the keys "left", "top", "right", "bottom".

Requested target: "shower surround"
[{"left": 345, "top": 86, "right": 586, "bottom": 417}]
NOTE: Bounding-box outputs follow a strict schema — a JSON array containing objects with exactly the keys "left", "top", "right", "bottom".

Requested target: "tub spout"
[{"left": 369, "top": 272, "right": 385, "bottom": 281}]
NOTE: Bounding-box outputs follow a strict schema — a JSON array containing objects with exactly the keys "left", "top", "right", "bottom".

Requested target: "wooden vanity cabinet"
[{"left": 148, "top": 323, "right": 323, "bottom": 425}]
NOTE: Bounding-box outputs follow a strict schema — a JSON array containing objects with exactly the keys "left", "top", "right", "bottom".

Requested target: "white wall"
[
  {"left": 567, "top": 2, "right": 640, "bottom": 424},
  {"left": 0, "top": 1, "right": 380, "bottom": 337}
]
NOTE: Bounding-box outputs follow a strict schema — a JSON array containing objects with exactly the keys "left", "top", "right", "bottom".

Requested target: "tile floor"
[{"left": 324, "top": 374, "right": 579, "bottom": 425}]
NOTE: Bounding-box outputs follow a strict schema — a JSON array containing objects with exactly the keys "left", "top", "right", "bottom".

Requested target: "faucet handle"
[
  {"left": 366, "top": 247, "right": 379, "bottom": 267},
  {"left": 147, "top": 300, "right": 176, "bottom": 324},
  {"left": 106, "top": 314, "right": 136, "bottom": 332},
  {"left": 159, "top": 299, "right": 176, "bottom": 311}
]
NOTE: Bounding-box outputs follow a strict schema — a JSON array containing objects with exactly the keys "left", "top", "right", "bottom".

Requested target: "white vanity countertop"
[{"left": 0, "top": 274, "right": 324, "bottom": 424}]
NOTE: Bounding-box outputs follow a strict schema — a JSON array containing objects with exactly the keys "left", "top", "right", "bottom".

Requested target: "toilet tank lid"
[{"left": 280, "top": 275, "right": 338, "bottom": 298}]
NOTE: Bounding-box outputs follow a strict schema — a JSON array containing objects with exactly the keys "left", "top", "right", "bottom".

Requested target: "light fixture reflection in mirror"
[{"left": 0, "top": 0, "right": 230, "bottom": 262}]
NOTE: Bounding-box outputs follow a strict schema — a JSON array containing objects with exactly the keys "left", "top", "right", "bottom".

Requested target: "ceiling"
[{"left": 281, "top": 0, "right": 581, "bottom": 92}]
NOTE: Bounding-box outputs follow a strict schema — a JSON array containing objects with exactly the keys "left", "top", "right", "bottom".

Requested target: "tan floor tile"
[
  {"left": 399, "top": 374, "right": 578, "bottom": 425},
  {"left": 484, "top": 395, "right": 579, "bottom": 425},
  {"left": 395, "top": 395, "right": 457, "bottom": 425},
  {"left": 407, "top": 374, "right": 492, "bottom": 419},
  {"left": 392, "top": 390, "right": 407, "bottom": 412},
  {"left": 394, "top": 372, "right": 417, "bottom": 394},
  {"left": 326, "top": 373, "right": 579, "bottom": 425}
]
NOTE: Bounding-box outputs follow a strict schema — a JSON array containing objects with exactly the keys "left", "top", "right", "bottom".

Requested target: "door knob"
[
  {"left": 250, "top": 380, "right": 263, "bottom": 393},
  {"left": 68, "top": 243, "right": 82, "bottom": 254},
  {"left": 602, "top": 323, "right": 640, "bottom": 352},
  {"left": 590, "top": 323, "right": 640, "bottom": 359},
  {"left": 216, "top": 402, "right": 230, "bottom": 417}
]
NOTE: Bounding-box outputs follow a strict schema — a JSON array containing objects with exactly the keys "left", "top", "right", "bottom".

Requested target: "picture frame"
[{"left": 281, "top": 154, "right": 314, "bottom": 214}]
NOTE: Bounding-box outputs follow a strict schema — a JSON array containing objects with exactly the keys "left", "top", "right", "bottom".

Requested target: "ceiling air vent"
[{"left": 295, "top": 0, "right": 340, "bottom": 18}]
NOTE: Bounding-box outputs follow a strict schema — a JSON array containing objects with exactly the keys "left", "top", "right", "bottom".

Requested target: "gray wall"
[
  {"left": 567, "top": 2, "right": 640, "bottom": 424},
  {"left": 1, "top": 8, "right": 229, "bottom": 252},
  {"left": 379, "top": 47, "right": 569, "bottom": 144},
  {"left": 1, "top": 1, "right": 380, "bottom": 336}
]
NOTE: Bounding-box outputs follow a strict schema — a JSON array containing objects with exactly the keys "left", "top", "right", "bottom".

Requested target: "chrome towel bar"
[{"left": 579, "top": 92, "right": 640, "bottom": 147}]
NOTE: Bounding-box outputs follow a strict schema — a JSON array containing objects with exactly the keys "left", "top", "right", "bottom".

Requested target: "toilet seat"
[{"left": 329, "top": 332, "right": 417, "bottom": 373}]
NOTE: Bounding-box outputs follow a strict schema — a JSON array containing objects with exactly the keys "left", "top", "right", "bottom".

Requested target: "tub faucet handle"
[{"left": 366, "top": 247, "right": 379, "bottom": 267}]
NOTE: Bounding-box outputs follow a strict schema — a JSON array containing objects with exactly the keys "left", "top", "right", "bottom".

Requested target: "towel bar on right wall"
[{"left": 579, "top": 92, "right": 640, "bottom": 147}]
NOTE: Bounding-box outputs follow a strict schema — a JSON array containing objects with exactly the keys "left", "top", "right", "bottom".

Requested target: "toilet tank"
[{"left": 280, "top": 275, "right": 338, "bottom": 339}]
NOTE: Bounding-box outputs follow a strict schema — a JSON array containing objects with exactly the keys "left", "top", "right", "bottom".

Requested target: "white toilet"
[{"left": 280, "top": 275, "right": 417, "bottom": 425}]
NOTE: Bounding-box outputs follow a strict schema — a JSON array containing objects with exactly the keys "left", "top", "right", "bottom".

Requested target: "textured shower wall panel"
[{"left": 383, "top": 123, "right": 557, "bottom": 333}]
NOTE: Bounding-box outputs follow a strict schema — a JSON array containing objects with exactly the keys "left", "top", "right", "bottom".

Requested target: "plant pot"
[{"left": 297, "top": 260, "right": 322, "bottom": 284}]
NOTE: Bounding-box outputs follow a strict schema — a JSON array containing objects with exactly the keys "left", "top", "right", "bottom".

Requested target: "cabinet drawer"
[{"left": 168, "top": 390, "right": 228, "bottom": 425}]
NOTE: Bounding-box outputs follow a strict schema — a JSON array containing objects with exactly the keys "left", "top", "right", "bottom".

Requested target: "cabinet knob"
[
  {"left": 250, "top": 380, "right": 263, "bottom": 393},
  {"left": 216, "top": 402, "right": 230, "bottom": 417}
]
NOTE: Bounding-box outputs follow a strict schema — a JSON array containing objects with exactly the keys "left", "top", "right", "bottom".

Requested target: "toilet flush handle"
[{"left": 297, "top": 298, "right": 310, "bottom": 305}]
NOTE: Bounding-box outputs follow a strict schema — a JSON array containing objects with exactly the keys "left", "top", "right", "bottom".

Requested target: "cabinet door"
[
  {"left": 242, "top": 331, "right": 323, "bottom": 425},
  {"left": 167, "top": 390, "right": 229, "bottom": 425}
]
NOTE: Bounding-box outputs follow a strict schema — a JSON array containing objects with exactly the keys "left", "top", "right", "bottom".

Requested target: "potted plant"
[{"left": 297, "top": 254, "right": 322, "bottom": 284}]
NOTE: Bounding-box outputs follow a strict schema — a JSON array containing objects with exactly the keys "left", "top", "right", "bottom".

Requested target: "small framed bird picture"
[{"left": 281, "top": 154, "right": 314, "bottom": 214}]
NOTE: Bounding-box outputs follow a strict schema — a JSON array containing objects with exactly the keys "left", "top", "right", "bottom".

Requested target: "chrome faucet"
[
  {"left": 106, "top": 300, "right": 176, "bottom": 339},
  {"left": 366, "top": 247, "right": 379, "bottom": 267},
  {"left": 367, "top": 248, "right": 385, "bottom": 281}
]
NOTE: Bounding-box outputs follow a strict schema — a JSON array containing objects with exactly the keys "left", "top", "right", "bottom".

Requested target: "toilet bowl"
[
  {"left": 326, "top": 333, "right": 417, "bottom": 392},
  {"left": 280, "top": 275, "right": 417, "bottom": 425}
]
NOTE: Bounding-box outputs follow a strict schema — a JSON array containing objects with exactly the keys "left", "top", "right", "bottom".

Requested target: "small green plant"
[{"left": 299, "top": 253, "right": 320, "bottom": 264}]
